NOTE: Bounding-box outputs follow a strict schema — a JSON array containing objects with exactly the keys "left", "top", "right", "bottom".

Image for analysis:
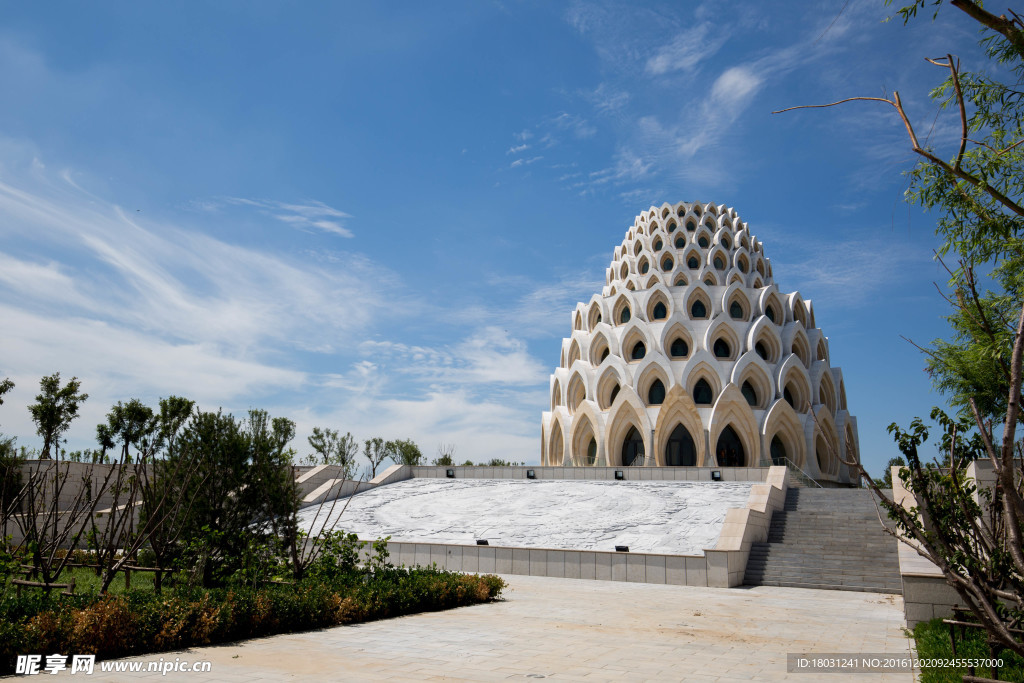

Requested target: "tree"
[
  {"left": 387, "top": 438, "right": 423, "bottom": 466},
  {"left": 0, "top": 378, "right": 13, "bottom": 406},
  {"left": 780, "top": 0, "right": 1024, "bottom": 656},
  {"left": 307, "top": 427, "right": 359, "bottom": 478},
  {"left": 27, "top": 373, "right": 88, "bottom": 460},
  {"left": 363, "top": 437, "right": 390, "bottom": 479},
  {"left": 433, "top": 442, "right": 457, "bottom": 466}
]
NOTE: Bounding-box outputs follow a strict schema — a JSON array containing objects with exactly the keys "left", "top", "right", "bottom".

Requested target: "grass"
[{"left": 913, "top": 617, "right": 1024, "bottom": 682}]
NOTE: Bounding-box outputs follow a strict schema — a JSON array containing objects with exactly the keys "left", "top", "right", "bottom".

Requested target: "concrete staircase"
[{"left": 743, "top": 488, "right": 902, "bottom": 594}]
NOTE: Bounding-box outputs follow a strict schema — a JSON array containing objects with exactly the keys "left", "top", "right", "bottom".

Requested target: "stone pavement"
[{"left": 59, "top": 575, "right": 915, "bottom": 682}]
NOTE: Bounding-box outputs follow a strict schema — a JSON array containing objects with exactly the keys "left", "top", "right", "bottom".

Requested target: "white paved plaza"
[
  {"left": 297, "top": 479, "right": 755, "bottom": 555},
  {"left": 85, "top": 574, "right": 913, "bottom": 682}
]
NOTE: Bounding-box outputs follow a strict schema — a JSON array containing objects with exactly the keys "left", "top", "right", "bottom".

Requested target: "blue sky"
[{"left": 0, "top": 1, "right": 991, "bottom": 476}]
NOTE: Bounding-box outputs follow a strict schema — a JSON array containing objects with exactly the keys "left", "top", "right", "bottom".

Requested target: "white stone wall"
[{"left": 541, "top": 201, "right": 859, "bottom": 484}]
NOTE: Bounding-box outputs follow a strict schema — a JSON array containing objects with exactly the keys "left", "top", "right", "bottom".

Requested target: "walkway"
[{"left": 79, "top": 575, "right": 914, "bottom": 682}]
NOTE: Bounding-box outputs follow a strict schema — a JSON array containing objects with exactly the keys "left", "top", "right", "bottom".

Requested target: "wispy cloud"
[
  {"left": 645, "top": 22, "right": 728, "bottom": 76},
  {"left": 510, "top": 156, "right": 544, "bottom": 168},
  {"left": 223, "top": 197, "right": 354, "bottom": 238}
]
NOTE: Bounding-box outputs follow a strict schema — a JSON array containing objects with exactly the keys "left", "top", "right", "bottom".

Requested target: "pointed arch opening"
[
  {"left": 567, "top": 373, "right": 587, "bottom": 414},
  {"left": 715, "top": 426, "right": 745, "bottom": 467},
  {"left": 664, "top": 424, "right": 697, "bottom": 466},
  {"left": 589, "top": 334, "right": 610, "bottom": 366},
  {"left": 588, "top": 303, "right": 603, "bottom": 330},
  {"left": 621, "top": 426, "right": 645, "bottom": 466}
]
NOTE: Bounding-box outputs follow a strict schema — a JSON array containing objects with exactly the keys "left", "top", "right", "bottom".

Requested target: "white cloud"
[
  {"left": 507, "top": 143, "right": 530, "bottom": 154},
  {"left": 645, "top": 22, "right": 727, "bottom": 76},
  {"left": 224, "top": 197, "right": 354, "bottom": 237}
]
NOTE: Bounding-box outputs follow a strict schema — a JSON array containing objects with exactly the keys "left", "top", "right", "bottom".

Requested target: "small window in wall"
[
  {"left": 714, "top": 255, "right": 725, "bottom": 270},
  {"left": 586, "top": 439, "right": 597, "bottom": 465},
  {"left": 609, "top": 385, "right": 620, "bottom": 405},
  {"left": 755, "top": 341, "right": 768, "bottom": 360},
  {"left": 631, "top": 342, "right": 646, "bottom": 360},
  {"left": 691, "top": 300, "right": 707, "bottom": 318},
  {"left": 694, "top": 378, "right": 713, "bottom": 405},
  {"left": 667, "top": 223, "right": 677, "bottom": 233},
  {"left": 647, "top": 379, "right": 666, "bottom": 405},
  {"left": 703, "top": 276, "right": 715, "bottom": 286},
  {"left": 766, "top": 307, "right": 776, "bottom": 323},
  {"left": 713, "top": 338, "right": 731, "bottom": 358},
  {"left": 653, "top": 239, "right": 663, "bottom": 251},
  {"left": 620, "top": 307, "right": 631, "bottom": 324},
  {"left": 783, "top": 385, "right": 795, "bottom": 408},
  {"left": 721, "top": 235, "right": 731, "bottom": 249},
  {"left": 600, "top": 348, "right": 609, "bottom": 362},
  {"left": 674, "top": 275, "right": 687, "bottom": 286},
  {"left": 675, "top": 235, "right": 686, "bottom": 248},
  {"left": 686, "top": 220, "right": 696, "bottom": 232},
  {"left": 687, "top": 256, "right": 699, "bottom": 269},
  {"left": 662, "top": 257, "right": 673, "bottom": 271},
  {"left": 596, "top": 313, "right": 602, "bottom": 324},
  {"left": 670, "top": 338, "right": 689, "bottom": 358},
  {"left": 652, "top": 301, "right": 667, "bottom": 319},
  {"left": 741, "top": 381, "right": 757, "bottom": 407},
  {"left": 730, "top": 301, "right": 744, "bottom": 319},
  {"left": 698, "top": 236, "right": 709, "bottom": 248},
  {"left": 640, "top": 260, "right": 650, "bottom": 274}
]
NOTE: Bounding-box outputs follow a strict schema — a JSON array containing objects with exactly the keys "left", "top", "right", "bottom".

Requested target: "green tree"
[
  {"left": 782, "top": 0, "right": 1024, "bottom": 656},
  {"left": 27, "top": 373, "right": 88, "bottom": 459},
  {"left": 387, "top": 438, "right": 423, "bottom": 466},
  {"left": 363, "top": 437, "right": 389, "bottom": 479},
  {"left": 307, "top": 427, "right": 358, "bottom": 477}
]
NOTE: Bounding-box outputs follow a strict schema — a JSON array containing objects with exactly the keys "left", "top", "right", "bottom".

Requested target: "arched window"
[
  {"left": 741, "top": 381, "right": 757, "bottom": 406},
  {"left": 698, "top": 236, "right": 709, "bottom": 248},
  {"left": 770, "top": 436, "right": 786, "bottom": 466},
  {"left": 715, "top": 426, "right": 744, "bottom": 467},
  {"left": 721, "top": 235, "right": 731, "bottom": 249},
  {"left": 730, "top": 301, "right": 744, "bottom": 319},
  {"left": 694, "top": 378, "right": 713, "bottom": 404},
  {"left": 783, "top": 385, "right": 795, "bottom": 408},
  {"left": 755, "top": 341, "right": 768, "bottom": 360},
  {"left": 713, "top": 338, "right": 731, "bottom": 358},
  {"left": 609, "top": 385, "right": 620, "bottom": 405},
  {"left": 674, "top": 275, "right": 687, "bottom": 286},
  {"left": 631, "top": 342, "right": 646, "bottom": 360},
  {"left": 765, "top": 306, "right": 776, "bottom": 323},
  {"left": 662, "top": 257, "right": 673, "bottom": 271},
  {"left": 667, "top": 223, "right": 676, "bottom": 233},
  {"left": 686, "top": 220, "right": 696, "bottom": 232},
  {"left": 619, "top": 307, "right": 631, "bottom": 324},
  {"left": 675, "top": 235, "right": 686, "bottom": 248},
  {"left": 714, "top": 255, "right": 725, "bottom": 270},
  {"left": 647, "top": 379, "right": 666, "bottom": 405},
  {"left": 653, "top": 239, "right": 663, "bottom": 251},
  {"left": 687, "top": 256, "right": 699, "bottom": 269},
  {"left": 670, "top": 338, "right": 689, "bottom": 358},
  {"left": 691, "top": 300, "right": 707, "bottom": 318},
  {"left": 586, "top": 439, "right": 597, "bottom": 465},
  {"left": 652, "top": 301, "right": 667, "bottom": 319},
  {"left": 665, "top": 424, "right": 696, "bottom": 466},
  {"left": 639, "top": 260, "right": 650, "bottom": 274},
  {"left": 600, "top": 348, "right": 609, "bottom": 362},
  {"left": 595, "top": 313, "right": 602, "bottom": 324},
  {"left": 621, "top": 426, "right": 644, "bottom": 466}
]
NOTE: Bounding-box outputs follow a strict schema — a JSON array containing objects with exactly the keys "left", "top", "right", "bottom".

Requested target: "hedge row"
[{"left": 0, "top": 567, "right": 505, "bottom": 672}]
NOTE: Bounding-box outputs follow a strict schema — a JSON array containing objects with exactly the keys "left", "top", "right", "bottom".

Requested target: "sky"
[{"left": 0, "top": 1, "right": 994, "bottom": 477}]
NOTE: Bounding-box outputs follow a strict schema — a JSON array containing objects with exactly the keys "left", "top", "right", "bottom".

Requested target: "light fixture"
[
  {"left": 526, "top": 469, "right": 536, "bottom": 479},
  {"left": 446, "top": 468, "right": 455, "bottom": 478},
  {"left": 615, "top": 545, "right": 629, "bottom": 552},
  {"left": 614, "top": 470, "right": 624, "bottom": 480},
  {"left": 476, "top": 539, "right": 489, "bottom": 546},
  {"left": 711, "top": 470, "right": 722, "bottom": 481}
]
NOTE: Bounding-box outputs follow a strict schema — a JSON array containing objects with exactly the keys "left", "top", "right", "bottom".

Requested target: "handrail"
[{"left": 779, "top": 457, "right": 824, "bottom": 488}]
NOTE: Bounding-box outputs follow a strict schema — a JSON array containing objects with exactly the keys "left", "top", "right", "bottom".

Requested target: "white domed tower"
[{"left": 541, "top": 201, "right": 860, "bottom": 484}]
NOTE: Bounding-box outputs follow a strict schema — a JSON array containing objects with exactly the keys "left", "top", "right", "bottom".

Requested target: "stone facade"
[{"left": 541, "top": 201, "right": 860, "bottom": 484}]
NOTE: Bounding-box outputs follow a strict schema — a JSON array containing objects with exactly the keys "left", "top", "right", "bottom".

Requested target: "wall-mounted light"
[
  {"left": 711, "top": 470, "right": 722, "bottom": 481},
  {"left": 615, "top": 545, "right": 629, "bottom": 552},
  {"left": 526, "top": 469, "right": 536, "bottom": 479},
  {"left": 614, "top": 470, "right": 624, "bottom": 480},
  {"left": 446, "top": 469, "right": 455, "bottom": 478},
  {"left": 476, "top": 539, "right": 489, "bottom": 546}
]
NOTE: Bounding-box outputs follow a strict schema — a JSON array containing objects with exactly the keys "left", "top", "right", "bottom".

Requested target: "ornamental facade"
[{"left": 540, "top": 201, "right": 860, "bottom": 484}]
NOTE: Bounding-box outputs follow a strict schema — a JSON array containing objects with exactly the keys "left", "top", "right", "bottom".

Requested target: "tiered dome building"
[{"left": 540, "top": 201, "right": 860, "bottom": 484}]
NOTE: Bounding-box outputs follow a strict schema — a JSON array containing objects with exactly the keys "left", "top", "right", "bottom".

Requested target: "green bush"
[{"left": 0, "top": 567, "right": 505, "bottom": 672}]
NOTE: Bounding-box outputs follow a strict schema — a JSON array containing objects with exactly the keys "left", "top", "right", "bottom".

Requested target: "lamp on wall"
[
  {"left": 614, "top": 470, "right": 624, "bottom": 480},
  {"left": 446, "top": 469, "right": 455, "bottom": 478},
  {"left": 526, "top": 469, "right": 536, "bottom": 479},
  {"left": 615, "top": 545, "right": 629, "bottom": 552},
  {"left": 711, "top": 470, "right": 722, "bottom": 481},
  {"left": 476, "top": 539, "right": 489, "bottom": 546}
]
